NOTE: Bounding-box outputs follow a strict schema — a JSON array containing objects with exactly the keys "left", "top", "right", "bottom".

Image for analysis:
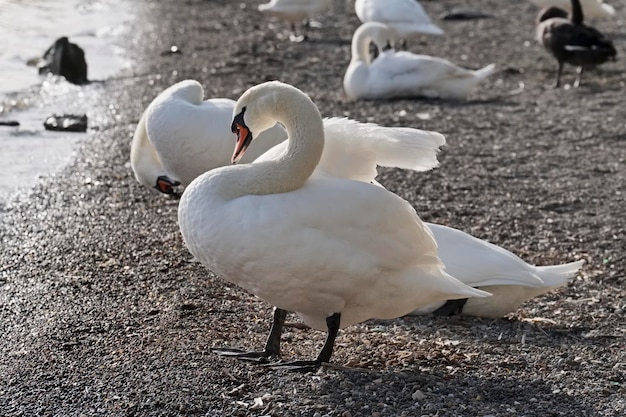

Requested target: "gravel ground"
[{"left": 1, "top": 0, "right": 625, "bottom": 416}]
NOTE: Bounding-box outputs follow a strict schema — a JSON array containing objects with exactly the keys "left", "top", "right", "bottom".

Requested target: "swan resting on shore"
[
  {"left": 130, "top": 80, "right": 286, "bottom": 194},
  {"left": 344, "top": 22, "right": 495, "bottom": 100},
  {"left": 177, "top": 81, "right": 490, "bottom": 369}
]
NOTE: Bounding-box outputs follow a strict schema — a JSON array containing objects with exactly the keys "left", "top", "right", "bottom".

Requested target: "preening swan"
[
  {"left": 409, "top": 224, "right": 584, "bottom": 318},
  {"left": 528, "top": 0, "right": 615, "bottom": 19},
  {"left": 258, "top": 0, "right": 332, "bottom": 42},
  {"left": 344, "top": 22, "right": 496, "bottom": 100},
  {"left": 535, "top": 0, "right": 616, "bottom": 87},
  {"left": 130, "top": 80, "right": 286, "bottom": 194},
  {"left": 355, "top": 0, "right": 443, "bottom": 48},
  {"left": 177, "top": 81, "right": 489, "bottom": 370}
]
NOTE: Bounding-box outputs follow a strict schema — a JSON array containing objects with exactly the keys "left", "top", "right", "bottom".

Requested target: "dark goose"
[{"left": 536, "top": 0, "right": 616, "bottom": 87}]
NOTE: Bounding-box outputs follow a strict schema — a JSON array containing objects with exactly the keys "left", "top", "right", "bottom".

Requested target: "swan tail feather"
[
  {"left": 473, "top": 63, "right": 497, "bottom": 81},
  {"left": 535, "top": 260, "right": 585, "bottom": 288}
]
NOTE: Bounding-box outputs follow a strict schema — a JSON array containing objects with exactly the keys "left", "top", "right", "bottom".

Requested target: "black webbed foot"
[
  {"left": 211, "top": 347, "right": 275, "bottom": 363},
  {"left": 264, "top": 359, "right": 323, "bottom": 372},
  {"left": 212, "top": 307, "right": 287, "bottom": 364}
]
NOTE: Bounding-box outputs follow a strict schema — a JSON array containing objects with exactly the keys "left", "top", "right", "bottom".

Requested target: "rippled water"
[{"left": 0, "top": 0, "right": 135, "bottom": 206}]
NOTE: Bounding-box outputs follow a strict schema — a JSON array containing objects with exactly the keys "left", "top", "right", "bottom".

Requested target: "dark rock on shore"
[
  {"left": 38, "top": 36, "right": 88, "bottom": 84},
  {"left": 43, "top": 114, "right": 88, "bottom": 132}
]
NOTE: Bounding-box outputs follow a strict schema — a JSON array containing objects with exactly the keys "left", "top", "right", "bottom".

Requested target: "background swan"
[
  {"left": 177, "top": 81, "right": 489, "bottom": 369},
  {"left": 528, "top": 0, "right": 615, "bottom": 19},
  {"left": 258, "top": 0, "right": 332, "bottom": 41},
  {"left": 344, "top": 22, "right": 496, "bottom": 100},
  {"left": 354, "top": 0, "right": 444, "bottom": 47}
]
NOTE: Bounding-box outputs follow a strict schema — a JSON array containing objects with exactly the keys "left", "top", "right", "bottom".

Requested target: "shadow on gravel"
[{"left": 315, "top": 369, "right": 598, "bottom": 416}]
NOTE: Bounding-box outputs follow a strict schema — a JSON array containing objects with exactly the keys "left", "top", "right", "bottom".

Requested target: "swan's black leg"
[
  {"left": 554, "top": 61, "right": 563, "bottom": 88},
  {"left": 289, "top": 22, "right": 305, "bottom": 42},
  {"left": 212, "top": 307, "right": 287, "bottom": 363},
  {"left": 268, "top": 312, "right": 341, "bottom": 372},
  {"left": 432, "top": 298, "right": 468, "bottom": 316},
  {"left": 573, "top": 66, "right": 583, "bottom": 88}
]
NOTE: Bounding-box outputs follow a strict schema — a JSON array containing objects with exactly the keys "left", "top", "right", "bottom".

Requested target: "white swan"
[
  {"left": 344, "top": 22, "right": 496, "bottom": 100},
  {"left": 410, "top": 224, "right": 584, "bottom": 318},
  {"left": 258, "top": 0, "right": 332, "bottom": 41},
  {"left": 177, "top": 81, "right": 489, "bottom": 369},
  {"left": 354, "top": 0, "right": 444, "bottom": 46},
  {"left": 528, "top": 0, "right": 615, "bottom": 19},
  {"left": 130, "top": 80, "right": 286, "bottom": 194}
]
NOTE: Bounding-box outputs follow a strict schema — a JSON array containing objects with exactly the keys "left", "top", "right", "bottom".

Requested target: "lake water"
[{"left": 0, "top": 0, "right": 135, "bottom": 207}]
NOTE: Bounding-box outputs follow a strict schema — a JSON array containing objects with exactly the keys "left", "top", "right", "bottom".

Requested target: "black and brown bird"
[{"left": 536, "top": 0, "right": 616, "bottom": 87}]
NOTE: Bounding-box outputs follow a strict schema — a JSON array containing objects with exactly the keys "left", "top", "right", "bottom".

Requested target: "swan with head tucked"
[
  {"left": 177, "top": 81, "right": 489, "bottom": 370},
  {"left": 258, "top": 0, "right": 332, "bottom": 42},
  {"left": 355, "top": 0, "right": 443, "bottom": 47},
  {"left": 535, "top": 0, "right": 616, "bottom": 87},
  {"left": 344, "top": 22, "right": 496, "bottom": 100},
  {"left": 130, "top": 80, "right": 287, "bottom": 194},
  {"left": 528, "top": 0, "right": 615, "bottom": 19}
]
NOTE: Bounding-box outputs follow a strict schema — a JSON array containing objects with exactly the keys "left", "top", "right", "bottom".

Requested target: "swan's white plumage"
[
  {"left": 409, "top": 224, "right": 584, "bottom": 318},
  {"left": 177, "top": 81, "right": 489, "bottom": 331},
  {"left": 355, "top": 0, "right": 444, "bottom": 39},
  {"left": 258, "top": 0, "right": 332, "bottom": 23},
  {"left": 344, "top": 22, "right": 496, "bottom": 100},
  {"left": 528, "top": 0, "right": 615, "bottom": 19},
  {"left": 254, "top": 117, "right": 445, "bottom": 182}
]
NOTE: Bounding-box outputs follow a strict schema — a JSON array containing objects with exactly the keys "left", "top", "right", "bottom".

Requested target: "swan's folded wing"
[
  {"left": 320, "top": 117, "right": 445, "bottom": 181},
  {"left": 254, "top": 117, "right": 445, "bottom": 183},
  {"left": 371, "top": 51, "right": 476, "bottom": 85},
  {"left": 428, "top": 223, "right": 547, "bottom": 288}
]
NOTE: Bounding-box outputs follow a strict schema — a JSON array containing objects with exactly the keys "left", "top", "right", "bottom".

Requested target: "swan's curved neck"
[
  {"left": 570, "top": 0, "right": 583, "bottom": 25},
  {"left": 352, "top": 26, "right": 374, "bottom": 65},
  {"left": 220, "top": 90, "right": 324, "bottom": 199}
]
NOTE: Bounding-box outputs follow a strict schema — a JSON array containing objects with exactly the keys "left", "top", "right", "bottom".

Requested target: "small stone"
[{"left": 412, "top": 390, "right": 426, "bottom": 401}]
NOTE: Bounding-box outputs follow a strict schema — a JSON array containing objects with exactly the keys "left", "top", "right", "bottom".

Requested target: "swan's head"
[
  {"left": 230, "top": 81, "right": 302, "bottom": 163},
  {"left": 155, "top": 175, "right": 181, "bottom": 195}
]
